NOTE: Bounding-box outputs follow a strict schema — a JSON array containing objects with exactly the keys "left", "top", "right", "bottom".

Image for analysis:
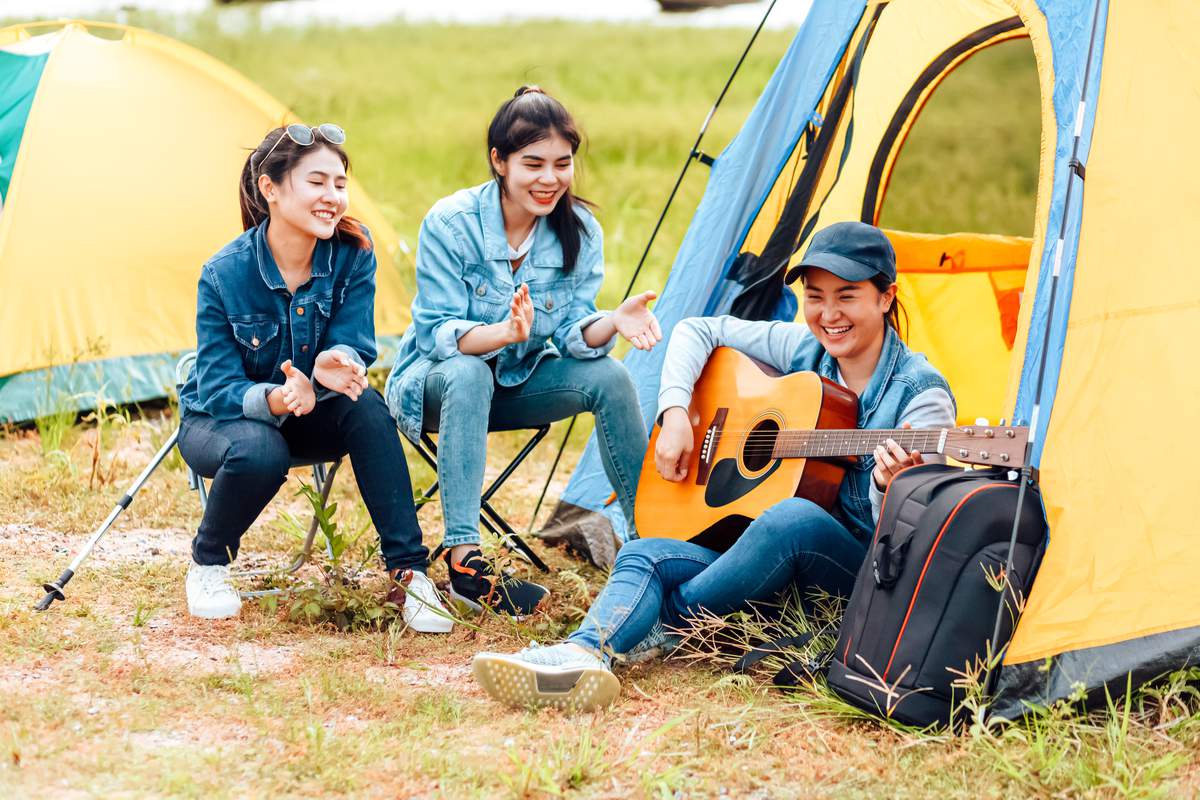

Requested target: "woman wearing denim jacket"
[
  {"left": 177, "top": 125, "right": 450, "bottom": 631},
  {"left": 472, "top": 222, "right": 957, "bottom": 711},
  {"left": 385, "top": 87, "right": 661, "bottom": 619}
]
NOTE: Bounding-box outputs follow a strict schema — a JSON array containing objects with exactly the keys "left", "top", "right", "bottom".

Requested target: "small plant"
[
  {"left": 131, "top": 602, "right": 158, "bottom": 628},
  {"left": 33, "top": 384, "right": 77, "bottom": 467},
  {"left": 274, "top": 479, "right": 402, "bottom": 631},
  {"left": 500, "top": 727, "right": 611, "bottom": 797},
  {"left": 79, "top": 386, "right": 131, "bottom": 490}
]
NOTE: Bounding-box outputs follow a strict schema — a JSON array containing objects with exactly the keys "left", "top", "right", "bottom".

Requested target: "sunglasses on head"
[{"left": 255, "top": 123, "right": 346, "bottom": 173}]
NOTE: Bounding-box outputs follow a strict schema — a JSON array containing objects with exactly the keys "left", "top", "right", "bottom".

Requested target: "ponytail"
[{"left": 487, "top": 86, "right": 592, "bottom": 271}]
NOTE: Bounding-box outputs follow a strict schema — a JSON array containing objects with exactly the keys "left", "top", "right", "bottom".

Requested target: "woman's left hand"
[
  {"left": 612, "top": 291, "right": 663, "bottom": 351},
  {"left": 313, "top": 349, "right": 369, "bottom": 401},
  {"left": 872, "top": 422, "right": 924, "bottom": 491}
]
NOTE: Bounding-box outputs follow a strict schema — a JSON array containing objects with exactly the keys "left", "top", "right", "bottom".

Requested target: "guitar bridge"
[{"left": 696, "top": 408, "right": 728, "bottom": 486}]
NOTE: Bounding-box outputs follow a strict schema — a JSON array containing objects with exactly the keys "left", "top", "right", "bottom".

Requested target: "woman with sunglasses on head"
[
  {"left": 386, "top": 87, "right": 661, "bottom": 620},
  {"left": 177, "top": 124, "right": 450, "bottom": 631}
]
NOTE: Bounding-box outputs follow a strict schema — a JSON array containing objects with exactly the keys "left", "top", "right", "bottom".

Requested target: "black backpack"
[{"left": 822, "top": 463, "right": 1048, "bottom": 726}]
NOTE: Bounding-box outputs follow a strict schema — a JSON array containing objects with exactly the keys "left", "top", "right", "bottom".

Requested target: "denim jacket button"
[
  {"left": 546, "top": 298, "right": 554, "bottom": 310},
  {"left": 296, "top": 307, "right": 305, "bottom": 316},
  {"left": 301, "top": 344, "right": 309, "bottom": 352},
  {"left": 475, "top": 285, "right": 486, "bottom": 297},
  {"left": 251, "top": 337, "right": 259, "bottom": 347}
]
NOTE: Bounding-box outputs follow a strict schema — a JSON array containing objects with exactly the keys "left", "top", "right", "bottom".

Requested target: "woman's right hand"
[
  {"left": 503, "top": 283, "right": 534, "bottom": 345},
  {"left": 277, "top": 359, "right": 316, "bottom": 416},
  {"left": 654, "top": 407, "right": 695, "bottom": 482}
]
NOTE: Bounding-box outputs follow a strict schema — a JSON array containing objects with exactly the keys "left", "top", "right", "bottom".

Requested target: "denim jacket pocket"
[
  {"left": 230, "top": 316, "right": 281, "bottom": 378},
  {"left": 462, "top": 266, "right": 508, "bottom": 323},
  {"left": 529, "top": 284, "right": 572, "bottom": 339}
]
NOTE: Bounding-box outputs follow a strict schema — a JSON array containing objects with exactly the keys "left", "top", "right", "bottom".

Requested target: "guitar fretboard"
[{"left": 734, "top": 429, "right": 944, "bottom": 460}]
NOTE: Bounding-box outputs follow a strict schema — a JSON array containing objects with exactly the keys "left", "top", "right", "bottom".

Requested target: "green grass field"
[{"left": 1, "top": 12, "right": 1197, "bottom": 799}]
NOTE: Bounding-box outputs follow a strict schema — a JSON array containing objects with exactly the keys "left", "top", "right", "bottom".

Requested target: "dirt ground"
[{"left": 2, "top": 417, "right": 1198, "bottom": 799}]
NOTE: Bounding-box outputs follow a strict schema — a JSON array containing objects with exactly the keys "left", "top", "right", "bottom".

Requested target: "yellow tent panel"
[{"left": 0, "top": 21, "right": 409, "bottom": 394}]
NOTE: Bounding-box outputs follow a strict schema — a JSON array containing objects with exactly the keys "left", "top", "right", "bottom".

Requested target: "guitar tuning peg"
[{"left": 998, "top": 418, "right": 1008, "bottom": 426}]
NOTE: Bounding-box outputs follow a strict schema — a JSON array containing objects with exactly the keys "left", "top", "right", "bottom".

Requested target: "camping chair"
[
  {"left": 175, "top": 352, "right": 339, "bottom": 599},
  {"left": 407, "top": 425, "right": 550, "bottom": 573}
]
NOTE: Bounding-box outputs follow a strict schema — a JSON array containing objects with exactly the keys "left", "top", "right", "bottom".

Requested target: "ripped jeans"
[{"left": 568, "top": 498, "right": 867, "bottom": 659}]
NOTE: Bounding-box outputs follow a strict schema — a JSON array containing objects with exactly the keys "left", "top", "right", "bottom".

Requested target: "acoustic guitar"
[{"left": 634, "top": 347, "right": 1028, "bottom": 549}]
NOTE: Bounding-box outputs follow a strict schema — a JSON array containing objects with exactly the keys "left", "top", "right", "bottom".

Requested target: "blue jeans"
[
  {"left": 422, "top": 354, "right": 646, "bottom": 549},
  {"left": 568, "top": 498, "right": 867, "bottom": 658},
  {"left": 179, "top": 389, "right": 428, "bottom": 572}
]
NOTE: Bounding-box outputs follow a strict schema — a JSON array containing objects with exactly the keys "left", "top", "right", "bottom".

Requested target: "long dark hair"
[
  {"left": 871, "top": 273, "right": 907, "bottom": 340},
  {"left": 487, "top": 86, "right": 592, "bottom": 272},
  {"left": 239, "top": 127, "right": 371, "bottom": 251}
]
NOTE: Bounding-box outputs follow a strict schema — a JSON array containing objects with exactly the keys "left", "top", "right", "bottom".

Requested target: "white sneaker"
[
  {"left": 392, "top": 570, "right": 453, "bottom": 634},
  {"left": 472, "top": 642, "right": 620, "bottom": 712},
  {"left": 186, "top": 562, "right": 242, "bottom": 619}
]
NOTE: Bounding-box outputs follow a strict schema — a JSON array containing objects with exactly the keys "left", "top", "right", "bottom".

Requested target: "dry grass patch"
[{"left": 2, "top": 416, "right": 1199, "bottom": 798}]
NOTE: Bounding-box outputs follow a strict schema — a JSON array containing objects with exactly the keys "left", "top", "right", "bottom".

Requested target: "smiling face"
[
  {"left": 257, "top": 146, "right": 348, "bottom": 239},
  {"left": 490, "top": 131, "right": 575, "bottom": 219},
  {"left": 801, "top": 267, "right": 897, "bottom": 364}
]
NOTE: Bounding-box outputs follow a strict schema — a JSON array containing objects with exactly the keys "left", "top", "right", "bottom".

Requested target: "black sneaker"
[{"left": 443, "top": 547, "right": 549, "bottom": 618}]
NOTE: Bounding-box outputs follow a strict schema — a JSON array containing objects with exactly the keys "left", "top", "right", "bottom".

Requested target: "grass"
[{"left": 0, "top": 10, "right": 1195, "bottom": 800}]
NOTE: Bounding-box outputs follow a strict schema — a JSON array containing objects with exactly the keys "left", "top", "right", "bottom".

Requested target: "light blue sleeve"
[
  {"left": 868, "top": 387, "right": 957, "bottom": 522},
  {"left": 552, "top": 222, "right": 614, "bottom": 359},
  {"left": 410, "top": 212, "right": 488, "bottom": 361},
  {"left": 655, "top": 315, "right": 812, "bottom": 423}
]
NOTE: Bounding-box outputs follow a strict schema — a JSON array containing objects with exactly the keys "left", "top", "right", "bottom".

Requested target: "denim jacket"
[
  {"left": 179, "top": 220, "right": 377, "bottom": 424},
  {"left": 657, "top": 317, "right": 955, "bottom": 540},
  {"left": 385, "top": 181, "right": 613, "bottom": 441}
]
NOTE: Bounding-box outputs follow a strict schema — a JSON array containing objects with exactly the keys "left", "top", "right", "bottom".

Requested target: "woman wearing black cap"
[{"left": 472, "top": 221, "right": 957, "bottom": 712}]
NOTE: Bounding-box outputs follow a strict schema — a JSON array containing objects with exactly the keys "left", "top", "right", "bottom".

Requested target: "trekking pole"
[
  {"left": 529, "top": 0, "right": 779, "bottom": 532},
  {"left": 34, "top": 427, "right": 180, "bottom": 611}
]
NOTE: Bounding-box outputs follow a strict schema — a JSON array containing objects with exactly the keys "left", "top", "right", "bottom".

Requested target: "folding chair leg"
[
  {"left": 481, "top": 501, "right": 549, "bottom": 572},
  {"left": 234, "top": 458, "right": 342, "bottom": 598},
  {"left": 414, "top": 429, "right": 550, "bottom": 572},
  {"left": 480, "top": 426, "right": 550, "bottom": 507}
]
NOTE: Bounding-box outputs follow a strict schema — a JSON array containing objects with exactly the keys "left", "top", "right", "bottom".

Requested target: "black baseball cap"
[{"left": 784, "top": 221, "right": 897, "bottom": 285}]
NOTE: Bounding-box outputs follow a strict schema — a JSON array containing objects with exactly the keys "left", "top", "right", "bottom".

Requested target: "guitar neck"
[{"left": 768, "top": 429, "right": 945, "bottom": 459}]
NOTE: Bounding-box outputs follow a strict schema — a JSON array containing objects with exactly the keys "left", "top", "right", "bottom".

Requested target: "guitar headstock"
[{"left": 942, "top": 426, "right": 1028, "bottom": 468}]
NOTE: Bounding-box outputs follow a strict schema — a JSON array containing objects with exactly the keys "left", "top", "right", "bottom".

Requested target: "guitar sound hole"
[{"left": 742, "top": 419, "right": 780, "bottom": 472}]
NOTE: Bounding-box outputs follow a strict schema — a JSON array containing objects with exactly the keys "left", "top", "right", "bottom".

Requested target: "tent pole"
[
  {"left": 983, "top": 0, "right": 1104, "bottom": 705},
  {"left": 529, "top": 0, "right": 779, "bottom": 533}
]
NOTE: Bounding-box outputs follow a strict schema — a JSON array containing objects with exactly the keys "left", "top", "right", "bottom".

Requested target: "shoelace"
[
  {"left": 447, "top": 552, "right": 503, "bottom": 606},
  {"left": 197, "top": 566, "right": 234, "bottom": 594}
]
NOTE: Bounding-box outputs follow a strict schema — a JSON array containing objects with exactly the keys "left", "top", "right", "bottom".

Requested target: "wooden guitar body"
[{"left": 634, "top": 347, "right": 858, "bottom": 550}]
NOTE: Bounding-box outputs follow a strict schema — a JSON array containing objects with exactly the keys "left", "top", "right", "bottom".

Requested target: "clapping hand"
[
  {"left": 504, "top": 283, "right": 534, "bottom": 345},
  {"left": 313, "top": 349, "right": 369, "bottom": 401},
  {"left": 280, "top": 359, "right": 316, "bottom": 416},
  {"left": 612, "top": 291, "right": 663, "bottom": 351}
]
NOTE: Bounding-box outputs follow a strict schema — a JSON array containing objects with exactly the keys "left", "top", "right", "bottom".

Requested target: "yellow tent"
[
  {"left": 0, "top": 20, "right": 410, "bottom": 422},
  {"left": 562, "top": 0, "right": 1200, "bottom": 716}
]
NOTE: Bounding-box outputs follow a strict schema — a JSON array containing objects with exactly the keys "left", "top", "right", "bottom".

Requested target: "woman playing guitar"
[{"left": 472, "top": 222, "right": 956, "bottom": 711}]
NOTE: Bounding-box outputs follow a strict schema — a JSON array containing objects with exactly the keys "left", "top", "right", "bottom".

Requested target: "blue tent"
[{"left": 544, "top": 0, "right": 1200, "bottom": 715}]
